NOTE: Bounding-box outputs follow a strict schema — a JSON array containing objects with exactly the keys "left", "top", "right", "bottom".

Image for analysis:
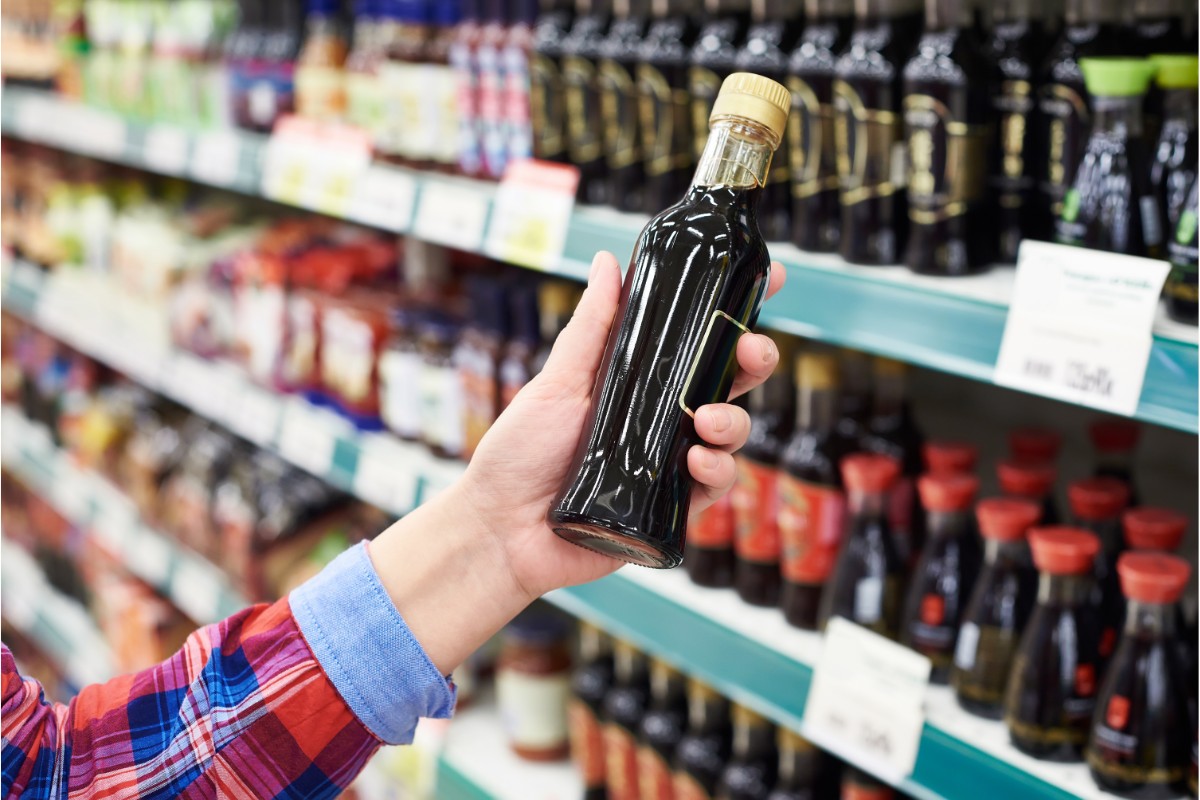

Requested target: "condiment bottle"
[
  {"left": 766, "top": 728, "right": 829, "bottom": 800},
  {"left": 1085, "top": 553, "right": 1192, "bottom": 798},
  {"left": 604, "top": 641, "right": 651, "bottom": 800},
  {"left": 1055, "top": 58, "right": 1164, "bottom": 258},
  {"left": 1166, "top": 178, "right": 1198, "bottom": 325},
  {"left": 922, "top": 440, "right": 977, "bottom": 476},
  {"left": 295, "top": 0, "right": 348, "bottom": 121},
  {"left": 458, "top": 277, "right": 510, "bottom": 460},
  {"left": 496, "top": 610, "right": 572, "bottom": 760},
  {"left": 637, "top": 658, "right": 688, "bottom": 800},
  {"left": 381, "top": 306, "right": 426, "bottom": 441},
  {"left": 901, "top": 472, "right": 981, "bottom": 682},
  {"left": 251, "top": 0, "right": 304, "bottom": 132},
  {"left": 499, "top": 280, "right": 541, "bottom": 411},
  {"left": 788, "top": 0, "right": 854, "bottom": 253},
  {"left": 533, "top": 280, "right": 579, "bottom": 376},
  {"left": 345, "top": 0, "right": 387, "bottom": 145},
  {"left": 1005, "top": 526, "right": 1102, "bottom": 762},
  {"left": 779, "top": 351, "right": 849, "bottom": 630},
  {"left": 477, "top": 0, "right": 512, "bottom": 179},
  {"left": 997, "top": 459, "right": 1060, "bottom": 525},
  {"left": 427, "top": 1, "right": 465, "bottom": 173},
  {"left": 1122, "top": 507, "right": 1187, "bottom": 553},
  {"left": 571, "top": 622, "right": 614, "bottom": 800},
  {"left": 596, "top": 0, "right": 651, "bottom": 212},
  {"left": 1089, "top": 418, "right": 1142, "bottom": 503},
  {"left": 450, "top": 0, "right": 485, "bottom": 176},
  {"left": 952, "top": 497, "right": 1041, "bottom": 719},
  {"left": 686, "top": 454, "right": 739, "bottom": 588},
  {"left": 716, "top": 705, "right": 778, "bottom": 800},
  {"left": 1068, "top": 476, "right": 1132, "bottom": 659},
  {"left": 819, "top": 453, "right": 905, "bottom": 638},
  {"left": 840, "top": 767, "right": 894, "bottom": 800},
  {"left": 549, "top": 74, "right": 790, "bottom": 568},
  {"left": 834, "top": 349, "right": 872, "bottom": 446},
  {"left": 674, "top": 679, "right": 733, "bottom": 799},
  {"left": 417, "top": 312, "right": 464, "bottom": 459},
  {"left": 378, "top": 0, "right": 430, "bottom": 165},
  {"left": 1008, "top": 426, "right": 1062, "bottom": 464},
  {"left": 563, "top": 0, "right": 615, "bottom": 203},
  {"left": 531, "top": 0, "right": 575, "bottom": 163},
  {"left": 690, "top": 0, "right": 753, "bottom": 164},
  {"left": 503, "top": 0, "right": 539, "bottom": 167},
  {"left": 1149, "top": 54, "right": 1198, "bottom": 240}
]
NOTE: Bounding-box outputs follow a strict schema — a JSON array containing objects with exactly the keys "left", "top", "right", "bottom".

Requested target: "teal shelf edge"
[
  {"left": 434, "top": 760, "right": 494, "bottom": 800},
  {"left": 3, "top": 87, "right": 1194, "bottom": 434}
]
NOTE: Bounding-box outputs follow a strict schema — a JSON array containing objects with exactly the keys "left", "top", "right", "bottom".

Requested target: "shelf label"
[
  {"left": 226, "top": 383, "right": 283, "bottom": 447},
  {"left": 126, "top": 526, "right": 173, "bottom": 589},
  {"left": 171, "top": 556, "right": 224, "bottom": 624},
  {"left": 278, "top": 399, "right": 343, "bottom": 479},
  {"left": 484, "top": 160, "right": 580, "bottom": 271},
  {"left": 803, "top": 618, "right": 931, "bottom": 784},
  {"left": 143, "top": 125, "right": 190, "bottom": 174},
  {"left": 261, "top": 116, "right": 372, "bottom": 215},
  {"left": 413, "top": 181, "right": 491, "bottom": 251},
  {"left": 353, "top": 434, "right": 423, "bottom": 514},
  {"left": 191, "top": 131, "right": 242, "bottom": 187},
  {"left": 348, "top": 165, "right": 419, "bottom": 232},
  {"left": 994, "top": 241, "right": 1171, "bottom": 416}
]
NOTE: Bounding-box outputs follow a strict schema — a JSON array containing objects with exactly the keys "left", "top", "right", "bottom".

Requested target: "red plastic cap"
[
  {"left": 923, "top": 440, "right": 978, "bottom": 474},
  {"left": 1089, "top": 419, "right": 1141, "bottom": 453},
  {"left": 1029, "top": 527, "right": 1101, "bottom": 575},
  {"left": 976, "top": 497, "right": 1042, "bottom": 541},
  {"left": 1122, "top": 507, "right": 1188, "bottom": 552},
  {"left": 918, "top": 473, "right": 980, "bottom": 512},
  {"left": 1009, "top": 427, "right": 1063, "bottom": 463},
  {"left": 1068, "top": 477, "right": 1132, "bottom": 521},
  {"left": 1117, "top": 552, "right": 1191, "bottom": 604},
  {"left": 841, "top": 453, "right": 902, "bottom": 493},
  {"left": 996, "top": 459, "right": 1057, "bottom": 498}
]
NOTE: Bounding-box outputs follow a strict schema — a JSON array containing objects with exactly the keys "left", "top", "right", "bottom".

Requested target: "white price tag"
[
  {"left": 226, "top": 383, "right": 283, "bottom": 446},
  {"left": 191, "top": 131, "right": 242, "bottom": 187},
  {"left": 171, "top": 556, "right": 224, "bottom": 623},
  {"left": 994, "top": 241, "right": 1171, "bottom": 416},
  {"left": 143, "top": 125, "right": 190, "bottom": 174},
  {"left": 348, "top": 165, "right": 419, "bottom": 232},
  {"left": 412, "top": 181, "right": 491, "bottom": 250},
  {"left": 483, "top": 160, "right": 580, "bottom": 271},
  {"left": 126, "top": 526, "right": 173, "bottom": 589},
  {"left": 278, "top": 399, "right": 342, "bottom": 479},
  {"left": 353, "top": 434, "right": 423, "bottom": 514},
  {"left": 261, "top": 116, "right": 372, "bottom": 214},
  {"left": 802, "top": 618, "right": 931, "bottom": 784}
]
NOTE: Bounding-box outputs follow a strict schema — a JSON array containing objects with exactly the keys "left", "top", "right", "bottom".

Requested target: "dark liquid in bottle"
[
  {"left": 531, "top": 1, "right": 575, "bottom": 162},
  {"left": 717, "top": 710, "right": 778, "bottom": 800},
  {"left": 604, "top": 645, "right": 650, "bottom": 800},
  {"left": 637, "top": 9, "right": 700, "bottom": 213},
  {"left": 819, "top": 501, "right": 905, "bottom": 638},
  {"left": 674, "top": 685, "right": 732, "bottom": 798},
  {"left": 598, "top": 1, "right": 651, "bottom": 211},
  {"left": 638, "top": 663, "right": 688, "bottom": 800},
  {"left": 686, "top": 491, "right": 739, "bottom": 587},
  {"left": 571, "top": 632, "right": 614, "bottom": 800},
  {"left": 1166, "top": 180, "right": 1198, "bottom": 325},
  {"left": 563, "top": 1, "right": 614, "bottom": 204},
  {"left": 1150, "top": 84, "right": 1197, "bottom": 243}
]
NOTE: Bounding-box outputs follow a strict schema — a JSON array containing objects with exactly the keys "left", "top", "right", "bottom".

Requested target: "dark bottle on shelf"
[
  {"left": 1149, "top": 55, "right": 1198, "bottom": 242},
  {"left": 767, "top": 728, "right": 829, "bottom": 800},
  {"left": 840, "top": 768, "right": 894, "bottom": 800},
  {"left": 833, "top": 0, "right": 924, "bottom": 265},
  {"left": 637, "top": 0, "right": 701, "bottom": 214},
  {"left": 604, "top": 640, "right": 651, "bottom": 800},
  {"left": 674, "top": 678, "right": 732, "bottom": 799},
  {"left": 1068, "top": 476, "right": 1132, "bottom": 661},
  {"left": 988, "top": 0, "right": 1052, "bottom": 264},
  {"left": 1005, "top": 526, "right": 1103, "bottom": 762},
  {"left": 818, "top": 453, "right": 905, "bottom": 638},
  {"left": 597, "top": 0, "right": 652, "bottom": 212},
  {"left": 1165, "top": 177, "right": 1198, "bottom": 325},
  {"left": 901, "top": 0, "right": 994, "bottom": 276},
  {"left": 1085, "top": 553, "right": 1192, "bottom": 799},
  {"left": 779, "top": 351, "right": 850, "bottom": 630},
  {"left": 550, "top": 74, "right": 790, "bottom": 568},
  {"left": 686, "top": 396, "right": 747, "bottom": 588},
  {"left": 787, "top": 0, "right": 854, "bottom": 253},
  {"left": 952, "top": 498, "right": 1041, "bottom": 719},
  {"left": 901, "top": 472, "right": 981, "bottom": 683},
  {"left": 637, "top": 658, "right": 689, "bottom": 800},
  {"left": 1054, "top": 58, "right": 1164, "bottom": 258},
  {"left": 690, "top": 0, "right": 754, "bottom": 163},
  {"left": 563, "top": 0, "right": 614, "bottom": 204},
  {"left": 922, "top": 440, "right": 977, "bottom": 476},
  {"left": 1008, "top": 426, "right": 1063, "bottom": 465},
  {"left": 570, "top": 622, "right": 614, "bottom": 800},
  {"left": 733, "top": 357, "right": 795, "bottom": 607},
  {"left": 1123, "top": 507, "right": 1188, "bottom": 554},
  {"left": 997, "top": 458, "right": 1060, "bottom": 525},
  {"left": 716, "top": 705, "right": 778, "bottom": 800},
  {"left": 1089, "top": 418, "right": 1142, "bottom": 502},
  {"left": 531, "top": 0, "right": 575, "bottom": 162},
  {"left": 834, "top": 349, "right": 872, "bottom": 447},
  {"left": 1133, "top": 0, "right": 1189, "bottom": 144}
]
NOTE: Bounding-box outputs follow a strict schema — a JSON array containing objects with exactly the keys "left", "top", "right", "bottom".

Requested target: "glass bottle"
[
  {"left": 450, "top": 0, "right": 486, "bottom": 176},
  {"left": 1166, "top": 178, "right": 1198, "bottom": 325},
  {"left": 840, "top": 768, "right": 894, "bottom": 800},
  {"left": 901, "top": 472, "right": 981, "bottom": 683},
  {"left": 251, "top": 0, "right": 303, "bottom": 132},
  {"left": 563, "top": 0, "right": 615, "bottom": 204},
  {"left": 379, "top": 0, "right": 430, "bottom": 165},
  {"left": 690, "top": 0, "right": 754, "bottom": 164},
  {"left": 1123, "top": 507, "right": 1187, "bottom": 553},
  {"left": 426, "top": 0, "right": 465, "bottom": 173},
  {"left": 1054, "top": 58, "right": 1164, "bottom": 258},
  {"left": 499, "top": 280, "right": 541, "bottom": 411},
  {"left": 604, "top": 641, "right": 651, "bottom": 800},
  {"left": 295, "top": 0, "right": 349, "bottom": 121},
  {"left": 550, "top": 74, "right": 790, "bottom": 568},
  {"left": 1089, "top": 418, "right": 1141, "bottom": 503},
  {"left": 997, "top": 458, "right": 1060, "bottom": 525},
  {"left": 1086, "top": 553, "right": 1192, "bottom": 798},
  {"left": 418, "top": 313, "right": 465, "bottom": 459},
  {"left": 458, "top": 277, "right": 510, "bottom": 460},
  {"left": 833, "top": 0, "right": 924, "bottom": 265},
  {"left": 788, "top": 0, "right": 854, "bottom": 253},
  {"left": 922, "top": 440, "right": 977, "bottom": 475},
  {"left": 952, "top": 497, "right": 1041, "bottom": 719},
  {"left": 674, "top": 679, "right": 733, "bottom": 799},
  {"left": 1148, "top": 55, "right": 1198, "bottom": 241},
  {"left": 571, "top": 623, "right": 614, "bottom": 800},
  {"left": 687, "top": 493, "right": 739, "bottom": 588},
  {"left": 533, "top": 280, "right": 579, "bottom": 376},
  {"left": 1005, "top": 526, "right": 1103, "bottom": 762},
  {"left": 531, "top": 0, "right": 575, "bottom": 162},
  {"left": 819, "top": 453, "right": 905, "bottom": 638},
  {"left": 597, "top": 0, "right": 652, "bottom": 212},
  {"left": 496, "top": 610, "right": 572, "bottom": 760},
  {"left": 834, "top": 349, "right": 872, "bottom": 447},
  {"left": 901, "top": 0, "right": 993, "bottom": 276},
  {"left": 779, "top": 351, "right": 850, "bottom": 630},
  {"left": 477, "top": 0, "right": 512, "bottom": 179},
  {"left": 504, "top": 0, "right": 539, "bottom": 167},
  {"left": 638, "top": 658, "right": 688, "bottom": 800},
  {"left": 345, "top": 0, "right": 387, "bottom": 146},
  {"left": 1008, "top": 426, "right": 1062, "bottom": 464},
  {"left": 767, "top": 728, "right": 829, "bottom": 800},
  {"left": 1068, "top": 476, "right": 1132, "bottom": 661},
  {"left": 716, "top": 705, "right": 778, "bottom": 800},
  {"left": 1132, "top": 0, "right": 1188, "bottom": 143}
]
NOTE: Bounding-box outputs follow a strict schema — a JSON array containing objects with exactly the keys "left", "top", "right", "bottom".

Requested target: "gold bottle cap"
[
  {"left": 709, "top": 72, "right": 790, "bottom": 146},
  {"left": 796, "top": 351, "right": 838, "bottom": 390}
]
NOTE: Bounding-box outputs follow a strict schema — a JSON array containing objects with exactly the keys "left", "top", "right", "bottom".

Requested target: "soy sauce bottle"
[
  {"left": 1055, "top": 58, "right": 1164, "bottom": 257},
  {"left": 767, "top": 728, "right": 830, "bottom": 800},
  {"left": 637, "top": 0, "right": 701, "bottom": 213},
  {"left": 598, "top": 0, "right": 651, "bottom": 211},
  {"left": 997, "top": 458, "right": 1060, "bottom": 525},
  {"left": 638, "top": 658, "right": 688, "bottom": 800},
  {"left": 818, "top": 453, "right": 905, "bottom": 638},
  {"left": 686, "top": 489, "right": 738, "bottom": 588},
  {"left": 1134, "top": 0, "right": 1189, "bottom": 143},
  {"left": 691, "top": 0, "right": 753, "bottom": 162},
  {"left": 604, "top": 641, "right": 651, "bottom": 800},
  {"left": 1166, "top": 179, "right": 1199, "bottom": 324},
  {"left": 1068, "top": 476, "right": 1132, "bottom": 661},
  {"left": 563, "top": 0, "right": 614, "bottom": 204},
  {"left": 531, "top": 0, "right": 575, "bottom": 162},
  {"left": 674, "top": 679, "right": 733, "bottom": 799},
  {"left": 901, "top": 0, "right": 993, "bottom": 276},
  {"left": 923, "top": 440, "right": 977, "bottom": 476},
  {"left": 1089, "top": 418, "right": 1142, "bottom": 503},
  {"left": 1148, "top": 55, "right": 1198, "bottom": 239},
  {"left": 901, "top": 472, "right": 981, "bottom": 683},
  {"left": 550, "top": 74, "right": 790, "bottom": 568},
  {"left": 571, "top": 623, "right": 614, "bottom": 800},
  {"left": 736, "top": 0, "right": 804, "bottom": 242},
  {"left": 1086, "top": 553, "right": 1192, "bottom": 798},
  {"left": 788, "top": 0, "right": 854, "bottom": 252},
  {"left": 1005, "top": 526, "right": 1103, "bottom": 761},
  {"left": 1008, "top": 426, "right": 1063, "bottom": 465},
  {"left": 833, "top": 0, "right": 923, "bottom": 265},
  {"left": 779, "top": 351, "right": 850, "bottom": 630},
  {"left": 952, "top": 498, "right": 1041, "bottom": 719},
  {"left": 717, "top": 705, "right": 778, "bottom": 800},
  {"left": 1123, "top": 507, "right": 1188, "bottom": 553}
]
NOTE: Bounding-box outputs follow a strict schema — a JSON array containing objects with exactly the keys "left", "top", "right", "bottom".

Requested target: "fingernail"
[
  {"left": 703, "top": 449, "right": 721, "bottom": 470},
  {"left": 761, "top": 336, "right": 777, "bottom": 364},
  {"left": 707, "top": 406, "right": 731, "bottom": 432}
]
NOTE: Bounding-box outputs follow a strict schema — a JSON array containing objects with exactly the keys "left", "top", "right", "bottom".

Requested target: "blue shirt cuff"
[{"left": 289, "top": 542, "right": 456, "bottom": 745}]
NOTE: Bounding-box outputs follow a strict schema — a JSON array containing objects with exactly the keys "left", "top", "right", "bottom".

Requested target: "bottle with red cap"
[
  {"left": 1008, "top": 426, "right": 1063, "bottom": 464},
  {"left": 997, "top": 459, "right": 1060, "bottom": 525},
  {"left": 1005, "top": 527, "right": 1103, "bottom": 761},
  {"left": 1089, "top": 418, "right": 1141, "bottom": 503},
  {"left": 1085, "top": 553, "right": 1192, "bottom": 798},
  {"left": 900, "top": 473, "right": 981, "bottom": 683},
  {"left": 817, "top": 454, "right": 905, "bottom": 639},
  {"left": 923, "top": 440, "right": 978, "bottom": 475},
  {"left": 952, "top": 498, "right": 1041, "bottom": 719},
  {"left": 1123, "top": 507, "right": 1188, "bottom": 554},
  {"left": 1069, "top": 476, "right": 1132, "bottom": 660}
]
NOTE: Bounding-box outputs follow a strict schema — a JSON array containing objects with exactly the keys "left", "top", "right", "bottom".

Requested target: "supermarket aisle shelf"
[{"left": 3, "top": 88, "right": 1194, "bottom": 433}]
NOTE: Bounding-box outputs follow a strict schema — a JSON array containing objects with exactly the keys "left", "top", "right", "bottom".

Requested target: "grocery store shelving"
[{"left": 2, "top": 86, "right": 1194, "bottom": 433}]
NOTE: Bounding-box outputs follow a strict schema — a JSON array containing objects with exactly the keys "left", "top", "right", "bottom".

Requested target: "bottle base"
[{"left": 552, "top": 516, "right": 683, "bottom": 569}]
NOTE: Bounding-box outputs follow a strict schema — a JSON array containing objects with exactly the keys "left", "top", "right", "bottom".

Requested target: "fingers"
[
  {"left": 765, "top": 261, "right": 787, "bottom": 301},
  {"left": 687, "top": 445, "right": 737, "bottom": 507},
  {"left": 539, "top": 251, "right": 622, "bottom": 394},
  {"left": 728, "top": 332, "right": 780, "bottom": 400},
  {"left": 693, "top": 402, "right": 752, "bottom": 451}
]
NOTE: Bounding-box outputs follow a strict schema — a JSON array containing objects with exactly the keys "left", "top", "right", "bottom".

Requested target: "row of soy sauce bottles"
[{"left": 570, "top": 625, "right": 909, "bottom": 800}]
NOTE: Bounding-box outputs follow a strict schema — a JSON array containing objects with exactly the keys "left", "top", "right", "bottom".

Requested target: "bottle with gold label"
[
  {"left": 690, "top": 0, "right": 753, "bottom": 163},
  {"left": 901, "top": 0, "right": 994, "bottom": 276},
  {"left": 563, "top": 0, "right": 614, "bottom": 204},
  {"left": 598, "top": 0, "right": 652, "bottom": 211},
  {"left": 767, "top": 728, "right": 833, "bottom": 799},
  {"left": 638, "top": 659, "right": 688, "bottom": 800},
  {"left": 571, "top": 623, "right": 615, "bottom": 800},
  {"left": 604, "top": 641, "right": 651, "bottom": 800},
  {"left": 833, "top": 0, "right": 923, "bottom": 265},
  {"left": 716, "top": 705, "right": 778, "bottom": 800},
  {"left": 674, "top": 679, "right": 732, "bottom": 800},
  {"left": 550, "top": 73, "right": 789, "bottom": 568},
  {"left": 787, "top": 0, "right": 853, "bottom": 252},
  {"left": 531, "top": 0, "right": 575, "bottom": 162}
]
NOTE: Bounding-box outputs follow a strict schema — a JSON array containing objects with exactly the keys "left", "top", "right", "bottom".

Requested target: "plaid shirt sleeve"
[{"left": 2, "top": 543, "right": 456, "bottom": 799}]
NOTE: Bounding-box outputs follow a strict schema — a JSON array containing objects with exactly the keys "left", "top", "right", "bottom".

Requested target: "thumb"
[{"left": 540, "top": 251, "right": 623, "bottom": 395}]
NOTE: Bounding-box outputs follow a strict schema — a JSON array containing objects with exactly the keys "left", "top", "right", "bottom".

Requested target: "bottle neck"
[
  {"left": 1064, "top": 0, "right": 1122, "bottom": 25},
  {"left": 1134, "top": 0, "right": 1177, "bottom": 18},
  {"left": 855, "top": 0, "right": 922, "bottom": 23},
  {"left": 689, "top": 693, "right": 729, "bottom": 732},
  {"left": 650, "top": 0, "right": 692, "bottom": 15},
  {"left": 614, "top": 648, "right": 647, "bottom": 684},
  {"left": 925, "top": 0, "right": 972, "bottom": 29},
  {"left": 1123, "top": 599, "right": 1178, "bottom": 636},
  {"left": 796, "top": 385, "right": 838, "bottom": 432},
  {"left": 926, "top": 509, "right": 971, "bottom": 538},
  {"left": 732, "top": 720, "right": 773, "bottom": 759},
  {"left": 692, "top": 119, "right": 778, "bottom": 190},
  {"left": 993, "top": 0, "right": 1040, "bottom": 22},
  {"left": 1163, "top": 88, "right": 1198, "bottom": 126},
  {"left": 753, "top": 372, "right": 793, "bottom": 415},
  {"left": 650, "top": 667, "right": 685, "bottom": 707},
  {"left": 579, "top": 626, "right": 609, "bottom": 661},
  {"left": 751, "top": 0, "right": 801, "bottom": 20},
  {"left": 870, "top": 370, "right": 905, "bottom": 424},
  {"left": 706, "top": 0, "right": 752, "bottom": 13},
  {"left": 848, "top": 488, "right": 889, "bottom": 517},
  {"left": 1037, "top": 573, "right": 1091, "bottom": 606},
  {"left": 614, "top": 0, "right": 651, "bottom": 16},
  {"left": 777, "top": 740, "right": 819, "bottom": 787},
  {"left": 1093, "top": 95, "right": 1145, "bottom": 138},
  {"left": 984, "top": 537, "right": 1027, "bottom": 565}
]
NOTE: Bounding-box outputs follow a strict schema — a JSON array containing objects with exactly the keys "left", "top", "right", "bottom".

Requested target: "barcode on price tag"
[
  {"left": 354, "top": 434, "right": 423, "bottom": 514},
  {"left": 413, "top": 181, "right": 492, "bottom": 250},
  {"left": 484, "top": 160, "right": 580, "bottom": 271},
  {"left": 278, "top": 399, "right": 345, "bottom": 479}
]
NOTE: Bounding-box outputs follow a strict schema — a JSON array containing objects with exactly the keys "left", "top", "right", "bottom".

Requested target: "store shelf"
[{"left": 3, "top": 87, "right": 1194, "bottom": 433}]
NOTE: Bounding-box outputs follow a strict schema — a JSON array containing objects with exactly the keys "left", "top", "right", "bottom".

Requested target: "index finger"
[{"left": 765, "top": 261, "right": 787, "bottom": 301}]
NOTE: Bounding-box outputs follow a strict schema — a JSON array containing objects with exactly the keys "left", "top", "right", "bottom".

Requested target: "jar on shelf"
[{"left": 496, "top": 609, "right": 572, "bottom": 761}]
